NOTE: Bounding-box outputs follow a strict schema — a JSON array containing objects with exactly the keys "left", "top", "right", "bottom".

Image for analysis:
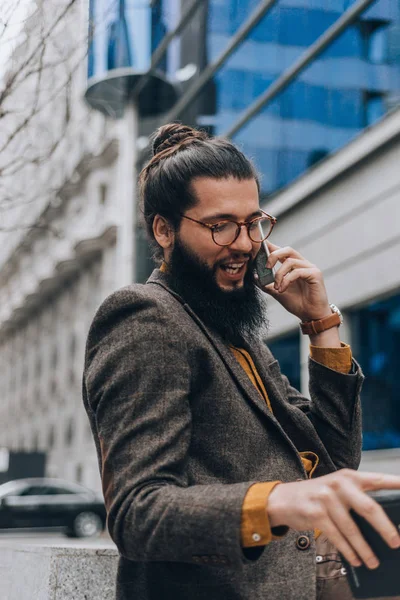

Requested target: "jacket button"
[{"left": 296, "top": 535, "right": 310, "bottom": 550}]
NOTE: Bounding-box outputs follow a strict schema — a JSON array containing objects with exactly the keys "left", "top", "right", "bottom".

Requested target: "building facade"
[
  {"left": 265, "top": 106, "right": 400, "bottom": 473},
  {"left": 0, "top": 0, "right": 399, "bottom": 491}
]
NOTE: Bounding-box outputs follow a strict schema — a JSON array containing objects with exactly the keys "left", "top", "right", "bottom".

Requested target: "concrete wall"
[
  {"left": 263, "top": 107, "right": 400, "bottom": 340},
  {"left": 262, "top": 107, "right": 400, "bottom": 473},
  {"left": 0, "top": 543, "right": 118, "bottom": 600}
]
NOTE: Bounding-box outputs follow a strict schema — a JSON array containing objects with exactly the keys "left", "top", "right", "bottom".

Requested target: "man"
[{"left": 83, "top": 124, "right": 400, "bottom": 600}]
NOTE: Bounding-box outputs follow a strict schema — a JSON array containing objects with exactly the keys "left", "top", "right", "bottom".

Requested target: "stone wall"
[{"left": 0, "top": 543, "right": 118, "bottom": 600}]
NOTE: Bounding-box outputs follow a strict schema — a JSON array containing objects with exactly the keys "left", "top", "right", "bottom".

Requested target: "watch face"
[{"left": 330, "top": 303, "right": 343, "bottom": 324}]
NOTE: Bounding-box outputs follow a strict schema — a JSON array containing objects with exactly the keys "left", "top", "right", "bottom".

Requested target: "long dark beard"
[{"left": 165, "top": 237, "right": 269, "bottom": 347}]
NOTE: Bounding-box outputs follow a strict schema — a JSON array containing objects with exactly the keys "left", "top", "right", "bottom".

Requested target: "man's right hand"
[{"left": 266, "top": 469, "right": 400, "bottom": 569}]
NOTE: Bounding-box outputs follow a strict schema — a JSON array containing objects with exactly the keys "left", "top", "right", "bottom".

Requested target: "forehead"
[{"left": 190, "top": 177, "right": 259, "bottom": 217}]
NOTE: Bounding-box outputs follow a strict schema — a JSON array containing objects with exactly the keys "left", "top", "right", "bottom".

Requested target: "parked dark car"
[{"left": 0, "top": 478, "right": 106, "bottom": 538}]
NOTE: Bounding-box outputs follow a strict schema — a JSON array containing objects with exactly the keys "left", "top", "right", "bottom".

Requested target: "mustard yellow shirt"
[
  {"left": 234, "top": 344, "right": 352, "bottom": 547},
  {"left": 159, "top": 261, "right": 352, "bottom": 548}
]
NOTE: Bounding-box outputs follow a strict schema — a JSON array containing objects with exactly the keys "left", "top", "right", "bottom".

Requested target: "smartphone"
[
  {"left": 254, "top": 222, "right": 276, "bottom": 287},
  {"left": 342, "top": 490, "right": 400, "bottom": 598}
]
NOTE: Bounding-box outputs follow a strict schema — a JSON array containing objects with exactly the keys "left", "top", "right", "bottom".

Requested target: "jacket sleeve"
[
  {"left": 83, "top": 287, "right": 263, "bottom": 567},
  {"left": 241, "top": 482, "right": 288, "bottom": 546},
  {"left": 278, "top": 350, "right": 364, "bottom": 471}
]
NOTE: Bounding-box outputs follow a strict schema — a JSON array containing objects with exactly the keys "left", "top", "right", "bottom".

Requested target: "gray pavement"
[{"left": 0, "top": 529, "right": 116, "bottom": 548}]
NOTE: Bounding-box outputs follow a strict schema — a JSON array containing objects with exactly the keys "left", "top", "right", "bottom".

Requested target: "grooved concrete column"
[
  {"left": 115, "top": 103, "right": 138, "bottom": 287},
  {"left": 300, "top": 331, "right": 310, "bottom": 398},
  {"left": 0, "top": 543, "right": 118, "bottom": 600}
]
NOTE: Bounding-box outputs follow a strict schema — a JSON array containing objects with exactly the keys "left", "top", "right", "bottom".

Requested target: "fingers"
[
  {"left": 310, "top": 478, "right": 375, "bottom": 569},
  {"left": 351, "top": 490, "right": 400, "bottom": 552},
  {"left": 326, "top": 471, "right": 400, "bottom": 567},
  {"left": 356, "top": 471, "right": 400, "bottom": 491},
  {"left": 324, "top": 487, "right": 380, "bottom": 569},
  {"left": 264, "top": 247, "right": 322, "bottom": 294},
  {"left": 276, "top": 266, "right": 319, "bottom": 293},
  {"left": 266, "top": 245, "right": 304, "bottom": 268},
  {"left": 318, "top": 518, "right": 363, "bottom": 568},
  {"left": 272, "top": 258, "right": 315, "bottom": 292},
  {"left": 271, "top": 470, "right": 400, "bottom": 573},
  {"left": 261, "top": 283, "right": 280, "bottom": 298},
  {"left": 265, "top": 241, "right": 280, "bottom": 252}
]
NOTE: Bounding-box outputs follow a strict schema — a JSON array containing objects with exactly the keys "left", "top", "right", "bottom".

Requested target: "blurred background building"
[{"left": 0, "top": 0, "right": 399, "bottom": 491}]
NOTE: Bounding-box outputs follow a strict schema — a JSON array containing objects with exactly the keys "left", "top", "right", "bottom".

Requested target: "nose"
[{"left": 229, "top": 224, "right": 254, "bottom": 254}]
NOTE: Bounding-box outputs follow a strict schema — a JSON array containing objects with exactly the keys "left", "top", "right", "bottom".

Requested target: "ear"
[{"left": 153, "top": 215, "right": 175, "bottom": 250}]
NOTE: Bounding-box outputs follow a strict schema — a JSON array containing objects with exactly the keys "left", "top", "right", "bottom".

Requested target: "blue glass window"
[
  {"left": 359, "top": 19, "right": 389, "bottom": 64},
  {"left": 324, "top": 25, "right": 362, "bottom": 58},
  {"left": 250, "top": 8, "right": 280, "bottom": 43},
  {"left": 247, "top": 147, "right": 279, "bottom": 193},
  {"left": 268, "top": 331, "right": 301, "bottom": 393},
  {"left": 350, "top": 293, "right": 400, "bottom": 450},
  {"left": 276, "top": 149, "right": 309, "bottom": 190},
  {"left": 280, "top": 8, "right": 336, "bottom": 47},
  {"left": 209, "top": 0, "right": 260, "bottom": 37},
  {"left": 208, "top": 2, "right": 231, "bottom": 35},
  {"left": 151, "top": 2, "right": 167, "bottom": 72},
  {"left": 328, "top": 88, "right": 363, "bottom": 128},
  {"left": 369, "top": 25, "right": 388, "bottom": 63},
  {"left": 363, "top": 92, "right": 386, "bottom": 126},
  {"left": 215, "top": 69, "right": 255, "bottom": 111},
  {"left": 151, "top": 0, "right": 400, "bottom": 200}
]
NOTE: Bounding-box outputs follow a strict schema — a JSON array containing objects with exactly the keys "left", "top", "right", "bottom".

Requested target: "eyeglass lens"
[{"left": 213, "top": 217, "right": 272, "bottom": 246}]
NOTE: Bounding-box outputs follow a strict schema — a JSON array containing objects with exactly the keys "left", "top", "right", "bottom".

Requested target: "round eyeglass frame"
[{"left": 179, "top": 210, "right": 277, "bottom": 247}]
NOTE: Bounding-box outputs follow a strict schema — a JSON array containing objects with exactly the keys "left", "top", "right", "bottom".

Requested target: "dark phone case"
[
  {"left": 342, "top": 490, "right": 400, "bottom": 598},
  {"left": 254, "top": 244, "right": 275, "bottom": 287}
]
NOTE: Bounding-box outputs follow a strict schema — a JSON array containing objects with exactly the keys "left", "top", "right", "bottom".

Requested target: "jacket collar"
[
  {"left": 146, "top": 269, "right": 312, "bottom": 472},
  {"left": 146, "top": 269, "right": 280, "bottom": 422},
  {"left": 148, "top": 268, "right": 337, "bottom": 475}
]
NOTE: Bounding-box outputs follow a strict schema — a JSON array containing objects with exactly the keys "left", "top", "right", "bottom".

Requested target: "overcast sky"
[{"left": 0, "top": 0, "right": 35, "bottom": 80}]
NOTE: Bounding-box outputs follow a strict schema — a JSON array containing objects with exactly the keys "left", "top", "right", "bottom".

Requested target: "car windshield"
[
  {"left": 0, "top": 481, "right": 26, "bottom": 498},
  {"left": 0, "top": 479, "right": 97, "bottom": 499}
]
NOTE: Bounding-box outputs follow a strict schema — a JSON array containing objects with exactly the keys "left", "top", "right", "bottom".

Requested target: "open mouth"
[{"left": 219, "top": 262, "right": 247, "bottom": 278}]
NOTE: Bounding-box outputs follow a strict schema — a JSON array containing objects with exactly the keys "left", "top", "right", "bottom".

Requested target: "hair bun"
[{"left": 152, "top": 123, "right": 207, "bottom": 156}]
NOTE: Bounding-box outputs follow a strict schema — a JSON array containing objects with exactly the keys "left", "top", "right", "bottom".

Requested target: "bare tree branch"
[
  {"left": 0, "top": 0, "right": 24, "bottom": 40},
  {"left": 0, "top": 0, "right": 78, "bottom": 106},
  {"left": 0, "top": 0, "right": 116, "bottom": 247}
]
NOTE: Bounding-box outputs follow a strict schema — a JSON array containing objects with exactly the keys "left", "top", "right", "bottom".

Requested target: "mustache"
[
  {"left": 215, "top": 254, "right": 252, "bottom": 266},
  {"left": 166, "top": 238, "right": 268, "bottom": 346}
]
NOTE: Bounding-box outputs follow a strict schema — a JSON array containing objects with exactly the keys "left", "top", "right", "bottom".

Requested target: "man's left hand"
[{"left": 260, "top": 242, "right": 331, "bottom": 322}]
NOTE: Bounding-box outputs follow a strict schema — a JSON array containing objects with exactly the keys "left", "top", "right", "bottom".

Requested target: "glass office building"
[
  {"left": 137, "top": 0, "right": 400, "bottom": 275},
  {"left": 144, "top": 0, "right": 400, "bottom": 195},
  {"left": 351, "top": 293, "right": 400, "bottom": 451},
  {"left": 135, "top": 0, "right": 400, "bottom": 452}
]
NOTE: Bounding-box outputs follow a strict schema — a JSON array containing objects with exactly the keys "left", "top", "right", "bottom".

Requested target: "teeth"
[
  {"left": 223, "top": 263, "right": 244, "bottom": 269},
  {"left": 221, "top": 262, "right": 245, "bottom": 274}
]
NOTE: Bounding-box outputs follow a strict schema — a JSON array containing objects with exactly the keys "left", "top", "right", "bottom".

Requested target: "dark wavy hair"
[{"left": 139, "top": 123, "right": 260, "bottom": 261}]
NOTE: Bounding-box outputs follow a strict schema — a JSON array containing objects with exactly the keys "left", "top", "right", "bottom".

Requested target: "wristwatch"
[{"left": 300, "top": 304, "right": 343, "bottom": 336}]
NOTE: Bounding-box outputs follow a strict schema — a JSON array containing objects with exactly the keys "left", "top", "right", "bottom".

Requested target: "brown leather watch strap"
[{"left": 300, "top": 312, "right": 341, "bottom": 335}]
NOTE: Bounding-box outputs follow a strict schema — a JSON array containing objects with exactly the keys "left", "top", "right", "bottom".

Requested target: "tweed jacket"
[{"left": 82, "top": 268, "right": 364, "bottom": 600}]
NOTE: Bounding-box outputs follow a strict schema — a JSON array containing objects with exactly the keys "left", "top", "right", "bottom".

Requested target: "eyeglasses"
[{"left": 179, "top": 210, "right": 277, "bottom": 247}]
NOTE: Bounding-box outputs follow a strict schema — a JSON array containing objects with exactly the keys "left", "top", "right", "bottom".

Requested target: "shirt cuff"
[
  {"left": 241, "top": 482, "right": 288, "bottom": 547},
  {"left": 310, "top": 342, "right": 352, "bottom": 374}
]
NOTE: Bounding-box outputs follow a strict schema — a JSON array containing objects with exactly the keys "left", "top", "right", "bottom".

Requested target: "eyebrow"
[{"left": 202, "top": 210, "right": 263, "bottom": 222}]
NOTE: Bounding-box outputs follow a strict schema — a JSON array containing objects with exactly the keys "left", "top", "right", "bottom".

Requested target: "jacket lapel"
[
  {"left": 146, "top": 269, "right": 312, "bottom": 473},
  {"left": 146, "top": 270, "right": 279, "bottom": 422},
  {"left": 248, "top": 337, "right": 335, "bottom": 473}
]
